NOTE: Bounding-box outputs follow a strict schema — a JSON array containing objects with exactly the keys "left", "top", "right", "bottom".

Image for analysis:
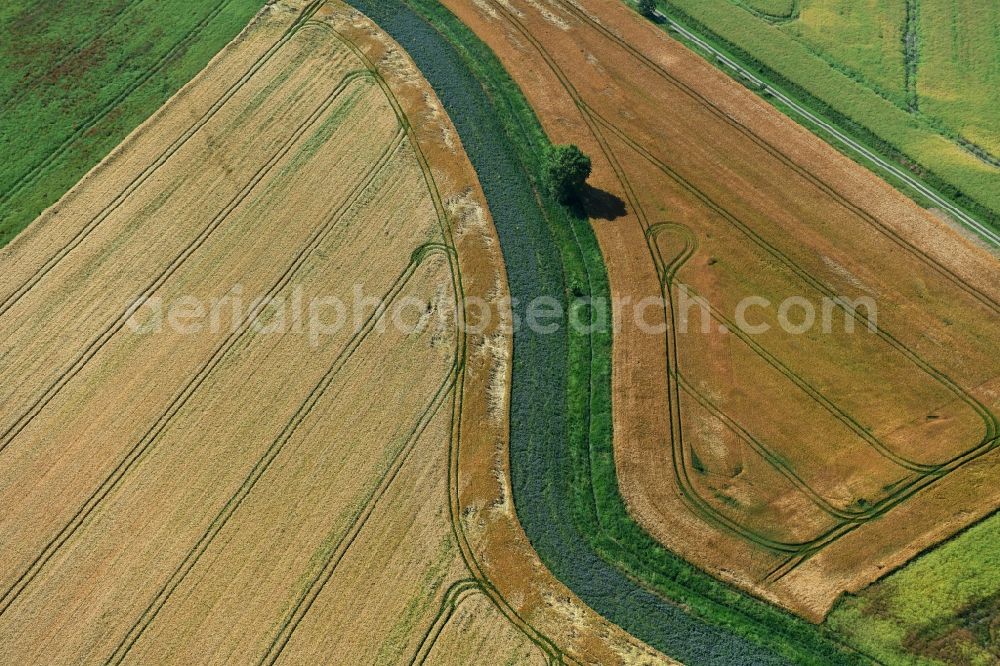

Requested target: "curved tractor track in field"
[
  {"left": 726, "top": 0, "right": 800, "bottom": 24},
  {"left": 407, "top": 579, "right": 484, "bottom": 666},
  {"left": 489, "top": 0, "right": 998, "bottom": 580},
  {"left": 333, "top": 29, "right": 568, "bottom": 663},
  {"left": 0, "top": 11, "right": 567, "bottom": 665}
]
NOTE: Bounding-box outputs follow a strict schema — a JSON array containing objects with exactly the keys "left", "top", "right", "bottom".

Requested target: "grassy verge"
[
  {"left": 645, "top": 0, "right": 1000, "bottom": 235},
  {"left": 346, "top": 0, "right": 869, "bottom": 663},
  {"left": 828, "top": 509, "right": 1000, "bottom": 665},
  {"left": 0, "top": 0, "right": 266, "bottom": 246}
]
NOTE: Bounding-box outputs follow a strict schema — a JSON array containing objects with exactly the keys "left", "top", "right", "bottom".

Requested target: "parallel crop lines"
[
  {"left": 107, "top": 247, "right": 449, "bottom": 665},
  {"left": 0, "top": 98, "right": 402, "bottom": 618},
  {"left": 258, "top": 371, "right": 457, "bottom": 666},
  {"left": 0, "top": 69, "right": 366, "bottom": 459},
  {"left": 0, "top": 14, "right": 331, "bottom": 321},
  {"left": 0, "top": 6, "right": 563, "bottom": 664}
]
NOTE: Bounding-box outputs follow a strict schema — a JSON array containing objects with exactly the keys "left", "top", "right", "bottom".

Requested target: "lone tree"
[
  {"left": 544, "top": 144, "right": 592, "bottom": 205},
  {"left": 638, "top": 0, "right": 657, "bottom": 17}
]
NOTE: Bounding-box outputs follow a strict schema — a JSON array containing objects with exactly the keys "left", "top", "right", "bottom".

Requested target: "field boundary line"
[
  {"left": 0, "top": 70, "right": 371, "bottom": 458},
  {"left": 563, "top": 0, "right": 1000, "bottom": 307},
  {"left": 0, "top": 14, "right": 336, "bottom": 321},
  {"left": 0, "top": 116, "right": 403, "bottom": 618}
]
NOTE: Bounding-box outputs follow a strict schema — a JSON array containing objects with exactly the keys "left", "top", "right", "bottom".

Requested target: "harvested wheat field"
[
  {"left": 441, "top": 0, "right": 1000, "bottom": 620},
  {"left": 0, "top": 0, "right": 587, "bottom": 662}
]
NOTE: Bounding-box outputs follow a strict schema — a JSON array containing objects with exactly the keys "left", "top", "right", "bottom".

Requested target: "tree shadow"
[
  {"left": 646, "top": 11, "right": 667, "bottom": 25},
  {"left": 580, "top": 184, "right": 627, "bottom": 220}
]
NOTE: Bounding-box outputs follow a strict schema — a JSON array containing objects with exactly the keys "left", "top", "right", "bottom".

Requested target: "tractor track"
[
  {"left": 408, "top": 580, "right": 483, "bottom": 666},
  {"left": 0, "top": 10, "right": 333, "bottom": 321},
  {"left": 107, "top": 247, "right": 453, "bottom": 665},
  {"left": 725, "top": 0, "right": 800, "bottom": 24},
  {"left": 0, "top": 117, "right": 404, "bottom": 618},
  {"left": 256, "top": 372, "right": 458, "bottom": 666},
  {"left": 0, "top": 67, "right": 371, "bottom": 458},
  {"left": 490, "top": 0, "right": 998, "bottom": 572}
]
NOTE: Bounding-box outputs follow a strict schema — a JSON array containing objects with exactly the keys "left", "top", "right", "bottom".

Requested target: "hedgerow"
[{"left": 345, "top": 0, "right": 868, "bottom": 663}]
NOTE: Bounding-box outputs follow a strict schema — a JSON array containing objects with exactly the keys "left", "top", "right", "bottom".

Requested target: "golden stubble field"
[
  {"left": 0, "top": 1, "right": 667, "bottom": 663},
  {"left": 440, "top": 0, "right": 1000, "bottom": 621}
]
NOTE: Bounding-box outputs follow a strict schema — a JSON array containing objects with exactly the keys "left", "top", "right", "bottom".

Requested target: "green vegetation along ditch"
[
  {"left": 346, "top": 0, "right": 872, "bottom": 663},
  {"left": 0, "top": 0, "right": 267, "bottom": 246},
  {"left": 829, "top": 509, "right": 1000, "bottom": 665}
]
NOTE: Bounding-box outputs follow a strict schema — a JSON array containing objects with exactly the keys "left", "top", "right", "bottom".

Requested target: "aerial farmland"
[{"left": 0, "top": 0, "right": 996, "bottom": 664}]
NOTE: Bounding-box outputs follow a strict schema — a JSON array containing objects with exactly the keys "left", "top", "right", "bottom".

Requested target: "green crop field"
[
  {"left": 655, "top": 0, "right": 1000, "bottom": 231},
  {"left": 829, "top": 511, "right": 1000, "bottom": 664},
  {"left": 784, "top": 0, "right": 907, "bottom": 103},
  {"left": 0, "top": 0, "right": 265, "bottom": 246},
  {"left": 918, "top": 0, "right": 1000, "bottom": 162}
]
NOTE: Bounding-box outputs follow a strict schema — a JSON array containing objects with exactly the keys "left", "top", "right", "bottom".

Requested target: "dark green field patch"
[{"left": 0, "top": 0, "right": 266, "bottom": 246}]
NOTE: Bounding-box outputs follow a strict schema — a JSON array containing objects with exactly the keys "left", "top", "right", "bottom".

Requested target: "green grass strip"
[
  {"left": 0, "top": 0, "right": 267, "bottom": 246},
  {"left": 345, "top": 0, "right": 876, "bottom": 663}
]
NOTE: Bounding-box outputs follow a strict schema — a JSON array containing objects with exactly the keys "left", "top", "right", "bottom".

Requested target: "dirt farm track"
[{"left": 441, "top": 0, "right": 1000, "bottom": 620}]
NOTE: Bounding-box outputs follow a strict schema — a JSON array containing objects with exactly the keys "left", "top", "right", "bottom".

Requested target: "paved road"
[{"left": 653, "top": 9, "right": 1000, "bottom": 248}]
